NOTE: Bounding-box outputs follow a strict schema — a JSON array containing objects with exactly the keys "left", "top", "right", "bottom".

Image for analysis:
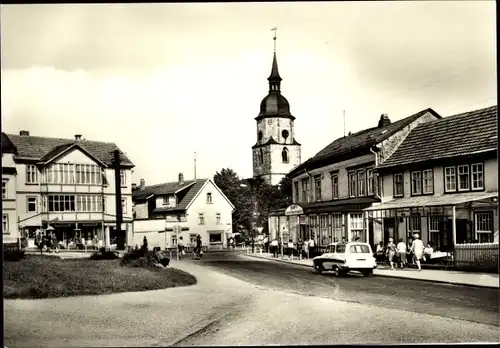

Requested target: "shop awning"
[{"left": 364, "top": 191, "right": 498, "bottom": 211}]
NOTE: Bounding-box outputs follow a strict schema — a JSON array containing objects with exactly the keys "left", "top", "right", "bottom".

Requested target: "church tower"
[{"left": 252, "top": 29, "right": 301, "bottom": 186}]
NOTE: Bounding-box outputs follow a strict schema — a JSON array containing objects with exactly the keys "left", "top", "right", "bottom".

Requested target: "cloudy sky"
[{"left": 1, "top": 2, "right": 496, "bottom": 185}]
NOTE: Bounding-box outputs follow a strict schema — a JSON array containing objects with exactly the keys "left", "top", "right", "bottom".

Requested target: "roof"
[
  {"left": 1, "top": 132, "right": 17, "bottom": 154},
  {"left": 6, "top": 134, "right": 134, "bottom": 167},
  {"left": 379, "top": 105, "right": 498, "bottom": 169},
  {"left": 268, "top": 51, "right": 282, "bottom": 81},
  {"left": 252, "top": 136, "right": 301, "bottom": 149},
  {"left": 39, "top": 143, "right": 107, "bottom": 166},
  {"left": 152, "top": 179, "right": 208, "bottom": 212},
  {"left": 364, "top": 191, "right": 498, "bottom": 211},
  {"left": 133, "top": 179, "right": 197, "bottom": 201},
  {"left": 289, "top": 108, "right": 441, "bottom": 176}
]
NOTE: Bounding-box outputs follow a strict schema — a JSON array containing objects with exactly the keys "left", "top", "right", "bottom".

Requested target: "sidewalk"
[{"left": 244, "top": 252, "right": 499, "bottom": 289}]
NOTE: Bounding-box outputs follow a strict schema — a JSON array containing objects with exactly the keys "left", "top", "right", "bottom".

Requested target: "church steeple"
[{"left": 268, "top": 27, "right": 282, "bottom": 93}]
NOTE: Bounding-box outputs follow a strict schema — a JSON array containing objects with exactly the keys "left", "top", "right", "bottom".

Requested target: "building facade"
[
  {"left": 252, "top": 48, "right": 301, "bottom": 186},
  {"left": 132, "top": 173, "right": 235, "bottom": 250},
  {"left": 5, "top": 131, "right": 135, "bottom": 248},
  {"left": 366, "top": 105, "right": 498, "bottom": 250},
  {"left": 2, "top": 133, "right": 19, "bottom": 244},
  {"left": 269, "top": 108, "right": 441, "bottom": 251}
]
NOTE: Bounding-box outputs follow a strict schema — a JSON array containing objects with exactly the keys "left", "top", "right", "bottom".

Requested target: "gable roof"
[
  {"left": 6, "top": 134, "right": 134, "bottom": 167},
  {"left": 151, "top": 179, "right": 208, "bottom": 213},
  {"left": 133, "top": 179, "right": 197, "bottom": 202},
  {"left": 289, "top": 108, "right": 441, "bottom": 176},
  {"left": 184, "top": 178, "right": 236, "bottom": 211},
  {"left": 39, "top": 143, "right": 107, "bottom": 167},
  {"left": 1, "top": 132, "right": 17, "bottom": 154},
  {"left": 378, "top": 105, "right": 498, "bottom": 169}
]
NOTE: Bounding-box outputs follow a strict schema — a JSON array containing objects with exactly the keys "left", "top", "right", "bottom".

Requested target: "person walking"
[
  {"left": 410, "top": 233, "right": 424, "bottom": 271},
  {"left": 287, "top": 239, "right": 295, "bottom": 260},
  {"left": 396, "top": 238, "right": 407, "bottom": 269},
  {"left": 178, "top": 236, "right": 185, "bottom": 259},
  {"left": 386, "top": 238, "right": 397, "bottom": 270},
  {"left": 271, "top": 238, "right": 279, "bottom": 258},
  {"left": 303, "top": 239, "right": 309, "bottom": 259},
  {"left": 297, "top": 239, "right": 304, "bottom": 260}
]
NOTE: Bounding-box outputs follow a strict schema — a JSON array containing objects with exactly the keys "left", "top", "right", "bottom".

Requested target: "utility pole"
[{"left": 112, "top": 150, "right": 125, "bottom": 250}]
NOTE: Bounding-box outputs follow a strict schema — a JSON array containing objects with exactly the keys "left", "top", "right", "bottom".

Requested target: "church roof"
[{"left": 268, "top": 52, "right": 282, "bottom": 82}]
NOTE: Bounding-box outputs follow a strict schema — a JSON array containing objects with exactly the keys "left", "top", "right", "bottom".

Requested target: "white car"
[{"left": 312, "top": 242, "right": 377, "bottom": 277}]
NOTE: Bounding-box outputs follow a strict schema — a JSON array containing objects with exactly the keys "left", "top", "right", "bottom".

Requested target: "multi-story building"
[
  {"left": 2, "top": 133, "right": 19, "bottom": 244},
  {"left": 132, "top": 173, "right": 235, "bottom": 250},
  {"left": 269, "top": 108, "right": 441, "bottom": 250},
  {"left": 252, "top": 43, "right": 301, "bottom": 186},
  {"left": 5, "top": 131, "right": 135, "bottom": 248},
  {"left": 365, "top": 105, "right": 498, "bottom": 249}
]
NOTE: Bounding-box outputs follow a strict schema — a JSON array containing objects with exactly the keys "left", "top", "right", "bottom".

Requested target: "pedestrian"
[
  {"left": 375, "top": 241, "right": 385, "bottom": 263},
  {"left": 271, "top": 238, "right": 279, "bottom": 258},
  {"left": 93, "top": 234, "right": 99, "bottom": 251},
  {"left": 143, "top": 236, "right": 148, "bottom": 250},
  {"left": 302, "top": 239, "right": 309, "bottom": 259},
  {"left": 407, "top": 235, "right": 414, "bottom": 265},
  {"left": 297, "top": 239, "right": 304, "bottom": 260},
  {"left": 396, "top": 238, "right": 407, "bottom": 269},
  {"left": 308, "top": 236, "right": 315, "bottom": 257},
  {"left": 194, "top": 235, "right": 202, "bottom": 259},
  {"left": 287, "top": 239, "right": 295, "bottom": 260},
  {"left": 410, "top": 233, "right": 424, "bottom": 271},
  {"left": 386, "top": 238, "right": 397, "bottom": 270},
  {"left": 178, "top": 236, "right": 185, "bottom": 259},
  {"left": 341, "top": 237, "right": 346, "bottom": 243}
]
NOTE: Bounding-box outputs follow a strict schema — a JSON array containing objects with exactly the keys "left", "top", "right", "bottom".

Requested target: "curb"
[{"left": 243, "top": 254, "right": 499, "bottom": 290}]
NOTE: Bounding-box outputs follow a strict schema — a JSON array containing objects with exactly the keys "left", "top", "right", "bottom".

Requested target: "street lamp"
[{"left": 240, "top": 182, "right": 256, "bottom": 254}]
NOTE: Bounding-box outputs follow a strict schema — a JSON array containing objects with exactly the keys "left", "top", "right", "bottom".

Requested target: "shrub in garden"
[
  {"left": 89, "top": 247, "right": 119, "bottom": 260},
  {"left": 4, "top": 248, "right": 26, "bottom": 262},
  {"left": 120, "top": 247, "right": 169, "bottom": 268}
]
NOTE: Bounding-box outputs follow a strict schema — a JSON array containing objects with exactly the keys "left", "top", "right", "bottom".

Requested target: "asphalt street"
[{"left": 190, "top": 251, "right": 500, "bottom": 327}]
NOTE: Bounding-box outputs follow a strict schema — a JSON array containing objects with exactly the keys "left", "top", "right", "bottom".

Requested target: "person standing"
[
  {"left": 410, "top": 233, "right": 424, "bottom": 271},
  {"left": 396, "top": 238, "right": 407, "bottom": 269},
  {"left": 297, "top": 239, "right": 304, "bottom": 260},
  {"left": 303, "top": 239, "right": 309, "bottom": 259},
  {"left": 287, "top": 239, "right": 295, "bottom": 260},
  {"left": 178, "top": 236, "right": 185, "bottom": 259},
  {"left": 375, "top": 241, "right": 385, "bottom": 264},
  {"left": 386, "top": 238, "right": 397, "bottom": 270}
]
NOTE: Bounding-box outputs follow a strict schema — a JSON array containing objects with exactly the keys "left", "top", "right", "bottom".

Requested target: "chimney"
[
  {"left": 378, "top": 113, "right": 391, "bottom": 128},
  {"left": 178, "top": 173, "right": 184, "bottom": 185},
  {"left": 74, "top": 134, "right": 82, "bottom": 141},
  {"left": 19, "top": 130, "right": 30, "bottom": 136},
  {"left": 139, "top": 178, "right": 145, "bottom": 190}
]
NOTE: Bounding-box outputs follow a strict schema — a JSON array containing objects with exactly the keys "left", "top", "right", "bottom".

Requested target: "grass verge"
[{"left": 4, "top": 255, "right": 197, "bottom": 299}]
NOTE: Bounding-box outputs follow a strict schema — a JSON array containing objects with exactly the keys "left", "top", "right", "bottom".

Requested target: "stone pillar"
[{"left": 105, "top": 225, "right": 110, "bottom": 247}]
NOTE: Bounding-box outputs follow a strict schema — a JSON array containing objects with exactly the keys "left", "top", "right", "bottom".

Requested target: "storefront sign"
[
  {"left": 299, "top": 215, "right": 308, "bottom": 225},
  {"left": 285, "top": 204, "right": 304, "bottom": 216}
]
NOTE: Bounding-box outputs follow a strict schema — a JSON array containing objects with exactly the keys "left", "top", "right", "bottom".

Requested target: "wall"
[
  {"left": 256, "top": 117, "right": 295, "bottom": 145},
  {"left": 2, "top": 154, "right": 18, "bottom": 242},
  {"left": 155, "top": 194, "right": 176, "bottom": 208},
  {"left": 134, "top": 202, "right": 149, "bottom": 219}
]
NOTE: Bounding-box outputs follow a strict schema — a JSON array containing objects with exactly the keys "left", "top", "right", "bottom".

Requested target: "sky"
[{"left": 1, "top": 2, "right": 497, "bottom": 186}]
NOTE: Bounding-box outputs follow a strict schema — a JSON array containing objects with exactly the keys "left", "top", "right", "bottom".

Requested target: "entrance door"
[
  {"left": 383, "top": 217, "right": 395, "bottom": 244},
  {"left": 456, "top": 219, "right": 468, "bottom": 245},
  {"left": 368, "top": 220, "right": 374, "bottom": 250}
]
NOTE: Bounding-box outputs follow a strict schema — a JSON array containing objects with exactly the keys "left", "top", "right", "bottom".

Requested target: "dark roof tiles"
[
  {"left": 7, "top": 134, "right": 134, "bottom": 166},
  {"left": 379, "top": 105, "right": 497, "bottom": 169}
]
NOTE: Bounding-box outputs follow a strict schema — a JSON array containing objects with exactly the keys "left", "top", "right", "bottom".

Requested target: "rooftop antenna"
[
  {"left": 271, "top": 27, "right": 278, "bottom": 51},
  {"left": 343, "top": 110, "right": 346, "bottom": 137},
  {"left": 194, "top": 152, "right": 197, "bottom": 180}
]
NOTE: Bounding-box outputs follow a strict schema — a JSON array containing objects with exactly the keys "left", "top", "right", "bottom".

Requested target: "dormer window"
[{"left": 207, "top": 192, "right": 213, "bottom": 204}]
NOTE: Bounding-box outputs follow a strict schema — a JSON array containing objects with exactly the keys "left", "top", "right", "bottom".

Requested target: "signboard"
[
  {"left": 299, "top": 215, "right": 308, "bottom": 225},
  {"left": 285, "top": 204, "right": 304, "bottom": 216}
]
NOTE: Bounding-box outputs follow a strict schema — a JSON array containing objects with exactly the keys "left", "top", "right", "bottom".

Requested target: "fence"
[{"left": 454, "top": 242, "right": 499, "bottom": 273}]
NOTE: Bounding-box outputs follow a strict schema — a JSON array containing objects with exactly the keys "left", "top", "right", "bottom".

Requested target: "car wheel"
[
  {"left": 332, "top": 265, "right": 340, "bottom": 277},
  {"left": 314, "top": 263, "right": 323, "bottom": 274},
  {"left": 362, "top": 270, "right": 373, "bottom": 277}
]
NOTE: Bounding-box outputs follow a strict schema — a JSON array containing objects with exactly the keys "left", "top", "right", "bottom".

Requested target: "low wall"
[{"left": 454, "top": 243, "right": 499, "bottom": 273}]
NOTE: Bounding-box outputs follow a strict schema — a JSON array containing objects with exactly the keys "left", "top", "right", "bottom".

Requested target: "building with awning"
[{"left": 367, "top": 105, "right": 498, "bottom": 251}]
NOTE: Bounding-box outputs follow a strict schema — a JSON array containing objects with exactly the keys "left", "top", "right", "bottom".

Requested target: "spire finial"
[{"left": 271, "top": 27, "right": 277, "bottom": 52}]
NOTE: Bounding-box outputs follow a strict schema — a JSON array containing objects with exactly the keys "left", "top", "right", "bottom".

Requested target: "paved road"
[{"left": 189, "top": 252, "right": 499, "bottom": 327}]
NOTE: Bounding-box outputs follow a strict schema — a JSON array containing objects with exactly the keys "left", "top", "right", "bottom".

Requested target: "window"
[
  {"left": 259, "top": 149, "right": 264, "bottom": 165},
  {"left": 76, "top": 195, "right": 103, "bottom": 212},
  {"left": 216, "top": 213, "right": 221, "bottom": 225},
  {"left": 294, "top": 181, "right": 299, "bottom": 203},
  {"left": 349, "top": 244, "right": 371, "bottom": 253},
  {"left": 207, "top": 192, "right": 213, "bottom": 204},
  {"left": 422, "top": 169, "right": 433, "bottom": 194},
  {"left": 27, "top": 197, "right": 37, "bottom": 212},
  {"left": 2, "top": 180, "right": 7, "bottom": 199},
  {"left": 2, "top": 214, "right": 8, "bottom": 234},
  {"left": 198, "top": 213, "right": 205, "bottom": 225},
  {"left": 411, "top": 171, "right": 422, "bottom": 195},
  {"left": 282, "top": 147, "right": 289, "bottom": 163},
  {"left": 320, "top": 215, "right": 329, "bottom": 245},
  {"left": 471, "top": 163, "right": 484, "bottom": 190},
  {"left": 120, "top": 170, "right": 126, "bottom": 186},
  {"left": 46, "top": 164, "right": 101, "bottom": 185},
  {"left": 301, "top": 178, "right": 309, "bottom": 203},
  {"left": 26, "top": 165, "right": 38, "bottom": 184},
  {"left": 314, "top": 175, "right": 322, "bottom": 201},
  {"left": 428, "top": 216, "right": 441, "bottom": 232},
  {"left": 331, "top": 173, "right": 339, "bottom": 200},
  {"left": 428, "top": 215, "right": 442, "bottom": 249},
  {"left": 332, "top": 214, "right": 343, "bottom": 241},
  {"left": 367, "top": 169, "right": 374, "bottom": 196},
  {"left": 336, "top": 244, "right": 346, "bottom": 253},
  {"left": 190, "top": 234, "right": 197, "bottom": 246},
  {"left": 209, "top": 233, "right": 222, "bottom": 243},
  {"left": 444, "top": 167, "right": 456, "bottom": 192},
  {"left": 48, "top": 195, "right": 76, "bottom": 212},
  {"left": 171, "top": 235, "right": 177, "bottom": 246},
  {"left": 409, "top": 214, "right": 421, "bottom": 233},
  {"left": 458, "top": 165, "right": 469, "bottom": 191},
  {"left": 349, "top": 213, "right": 363, "bottom": 241},
  {"left": 357, "top": 170, "right": 366, "bottom": 197},
  {"left": 121, "top": 198, "right": 127, "bottom": 214},
  {"left": 162, "top": 197, "right": 169, "bottom": 205},
  {"left": 348, "top": 172, "right": 356, "bottom": 198},
  {"left": 475, "top": 212, "right": 494, "bottom": 243}
]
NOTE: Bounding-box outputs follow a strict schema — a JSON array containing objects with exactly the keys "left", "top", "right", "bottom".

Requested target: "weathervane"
[{"left": 271, "top": 27, "right": 278, "bottom": 51}]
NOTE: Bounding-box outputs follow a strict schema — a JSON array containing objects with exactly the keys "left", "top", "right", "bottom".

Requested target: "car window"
[
  {"left": 327, "top": 245, "right": 335, "bottom": 253},
  {"left": 336, "top": 244, "right": 346, "bottom": 253},
  {"left": 349, "top": 244, "right": 371, "bottom": 253}
]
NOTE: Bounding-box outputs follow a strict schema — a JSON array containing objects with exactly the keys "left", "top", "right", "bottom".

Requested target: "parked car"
[{"left": 312, "top": 242, "right": 377, "bottom": 277}]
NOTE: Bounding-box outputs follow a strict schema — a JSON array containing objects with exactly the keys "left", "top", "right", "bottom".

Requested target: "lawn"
[{"left": 3, "top": 255, "right": 197, "bottom": 299}]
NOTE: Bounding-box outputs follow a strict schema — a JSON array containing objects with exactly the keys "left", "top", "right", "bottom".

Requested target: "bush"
[
  {"left": 120, "top": 247, "right": 169, "bottom": 268},
  {"left": 89, "top": 248, "right": 119, "bottom": 260},
  {"left": 4, "top": 249, "right": 26, "bottom": 262}
]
